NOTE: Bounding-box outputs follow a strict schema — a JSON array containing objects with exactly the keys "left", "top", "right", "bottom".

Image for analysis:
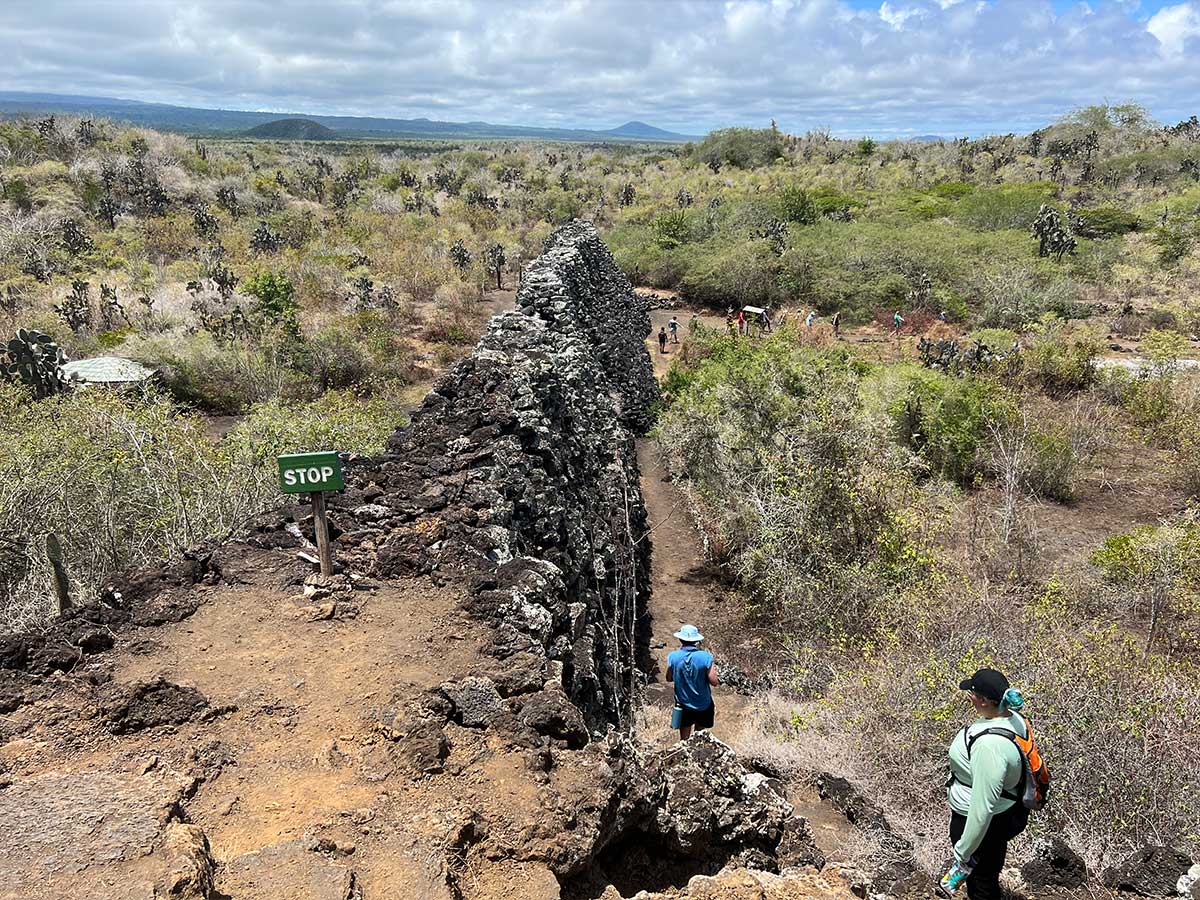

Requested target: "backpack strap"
[
  {"left": 965, "top": 727, "right": 1025, "bottom": 802},
  {"left": 964, "top": 727, "right": 1017, "bottom": 758}
]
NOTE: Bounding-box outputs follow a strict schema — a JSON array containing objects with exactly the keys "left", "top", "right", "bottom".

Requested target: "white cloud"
[
  {"left": 0, "top": 0, "right": 1196, "bottom": 136},
  {"left": 1147, "top": 2, "right": 1200, "bottom": 54},
  {"left": 879, "top": 1, "right": 923, "bottom": 29}
]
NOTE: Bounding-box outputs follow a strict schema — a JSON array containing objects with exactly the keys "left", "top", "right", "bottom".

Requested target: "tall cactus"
[{"left": 0, "top": 329, "right": 70, "bottom": 398}]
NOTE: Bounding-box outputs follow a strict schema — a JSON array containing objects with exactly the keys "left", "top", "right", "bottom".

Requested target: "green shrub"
[
  {"left": 691, "top": 127, "right": 785, "bottom": 170},
  {"left": 775, "top": 185, "right": 818, "bottom": 225},
  {"left": 1022, "top": 421, "right": 1081, "bottom": 501},
  {"left": 930, "top": 182, "right": 975, "bottom": 200},
  {"left": 226, "top": 388, "right": 404, "bottom": 466},
  {"left": 297, "top": 327, "right": 374, "bottom": 390},
  {"left": 953, "top": 182, "right": 1057, "bottom": 231},
  {"left": 1142, "top": 328, "right": 1190, "bottom": 375},
  {"left": 1092, "top": 515, "right": 1200, "bottom": 651},
  {"left": 810, "top": 186, "right": 859, "bottom": 216},
  {"left": 242, "top": 271, "right": 300, "bottom": 336},
  {"left": 1022, "top": 327, "right": 1102, "bottom": 395},
  {"left": 652, "top": 209, "right": 694, "bottom": 249},
  {"left": 657, "top": 336, "right": 930, "bottom": 643},
  {"left": 0, "top": 385, "right": 263, "bottom": 630},
  {"left": 893, "top": 372, "right": 1014, "bottom": 485},
  {"left": 1174, "top": 412, "right": 1200, "bottom": 497},
  {"left": 1151, "top": 220, "right": 1198, "bottom": 266},
  {"left": 1071, "top": 205, "right": 1140, "bottom": 238},
  {"left": 678, "top": 239, "right": 785, "bottom": 309},
  {"left": 128, "top": 331, "right": 300, "bottom": 414},
  {"left": 969, "top": 328, "right": 1020, "bottom": 350}
]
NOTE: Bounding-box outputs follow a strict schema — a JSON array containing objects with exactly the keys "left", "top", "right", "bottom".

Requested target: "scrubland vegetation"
[
  {"left": 660, "top": 329, "right": 1200, "bottom": 868},
  {"left": 641, "top": 107, "right": 1200, "bottom": 871},
  {"left": 3, "top": 103, "right": 1200, "bottom": 868}
]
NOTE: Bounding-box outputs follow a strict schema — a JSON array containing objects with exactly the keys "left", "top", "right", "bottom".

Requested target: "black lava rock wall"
[{"left": 333, "top": 220, "right": 659, "bottom": 728}]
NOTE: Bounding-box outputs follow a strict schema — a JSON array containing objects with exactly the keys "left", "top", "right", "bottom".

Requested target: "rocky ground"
[
  {"left": 4, "top": 224, "right": 1189, "bottom": 900},
  {"left": 0, "top": 223, "right": 866, "bottom": 900}
]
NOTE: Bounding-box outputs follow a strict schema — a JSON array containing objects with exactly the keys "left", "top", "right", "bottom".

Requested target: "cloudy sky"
[{"left": 1, "top": 0, "right": 1198, "bottom": 136}]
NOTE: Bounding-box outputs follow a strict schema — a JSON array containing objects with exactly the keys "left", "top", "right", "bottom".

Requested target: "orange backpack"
[{"left": 965, "top": 714, "right": 1052, "bottom": 810}]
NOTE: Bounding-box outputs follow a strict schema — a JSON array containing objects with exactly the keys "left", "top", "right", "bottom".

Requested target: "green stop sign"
[{"left": 277, "top": 451, "right": 344, "bottom": 494}]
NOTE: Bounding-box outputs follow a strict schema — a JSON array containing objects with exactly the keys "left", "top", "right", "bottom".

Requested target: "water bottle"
[{"left": 938, "top": 859, "right": 974, "bottom": 896}]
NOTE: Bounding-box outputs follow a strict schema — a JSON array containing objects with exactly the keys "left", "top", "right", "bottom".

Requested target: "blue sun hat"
[{"left": 674, "top": 624, "right": 704, "bottom": 642}]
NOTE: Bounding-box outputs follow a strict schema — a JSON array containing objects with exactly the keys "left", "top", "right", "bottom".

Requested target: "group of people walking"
[
  {"left": 657, "top": 315, "right": 683, "bottom": 353},
  {"left": 656, "top": 306, "right": 954, "bottom": 352},
  {"left": 665, "top": 624, "right": 1049, "bottom": 900},
  {"left": 724, "top": 306, "right": 774, "bottom": 337}
]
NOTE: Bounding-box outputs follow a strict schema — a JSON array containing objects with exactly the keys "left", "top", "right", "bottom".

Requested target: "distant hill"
[
  {"left": 603, "top": 121, "right": 688, "bottom": 140},
  {"left": 244, "top": 118, "right": 339, "bottom": 140},
  {"left": 909, "top": 134, "right": 947, "bottom": 143},
  {"left": 0, "top": 91, "right": 698, "bottom": 143}
]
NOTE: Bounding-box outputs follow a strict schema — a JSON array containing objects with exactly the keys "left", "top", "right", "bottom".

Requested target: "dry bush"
[
  {"left": 779, "top": 575, "right": 1200, "bottom": 871},
  {"left": 0, "top": 382, "right": 402, "bottom": 633}
]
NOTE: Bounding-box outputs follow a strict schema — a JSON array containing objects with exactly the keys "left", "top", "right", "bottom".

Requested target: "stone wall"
[{"left": 330, "top": 220, "right": 659, "bottom": 728}]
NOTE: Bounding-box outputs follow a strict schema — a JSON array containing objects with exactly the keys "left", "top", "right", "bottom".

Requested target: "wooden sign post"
[
  {"left": 277, "top": 451, "right": 344, "bottom": 576},
  {"left": 46, "top": 533, "right": 71, "bottom": 613}
]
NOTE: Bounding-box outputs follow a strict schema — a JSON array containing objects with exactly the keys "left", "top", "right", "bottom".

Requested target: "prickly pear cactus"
[{"left": 0, "top": 328, "right": 70, "bottom": 398}]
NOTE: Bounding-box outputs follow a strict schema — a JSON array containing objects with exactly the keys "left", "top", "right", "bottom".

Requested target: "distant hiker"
[
  {"left": 939, "top": 309, "right": 948, "bottom": 323},
  {"left": 666, "top": 624, "right": 719, "bottom": 740},
  {"left": 760, "top": 309, "right": 772, "bottom": 333},
  {"left": 942, "top": 668, "right": 1051, "bottom": 900},
  {"left": 669, "top": 315, "right": 681, "bottom": 343},
  {"left": 690, "top": 312, "right": 700, "bottom": 333},
  {"left": 726, "top": 312, "right": 736, "bottom": 336},
  {"left": 892, "top": 310, "right": 905, "bottom": 336},
  {"left": 737, "top": 309, "right": 745, "bottom": 336},
  {"left": 658, "top": 326, "right": 668, "bottom": 353},
  {"left": 832, "top": 311, "right": 841, "bottom": 338},
  {"left": 805, "top": 310, "right": 816, "bottom": 329}
]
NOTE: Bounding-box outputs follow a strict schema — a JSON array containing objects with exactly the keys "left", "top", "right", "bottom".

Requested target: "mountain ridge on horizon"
[{"left": 0, "top": 90, "right": 700, "bottom": 143}]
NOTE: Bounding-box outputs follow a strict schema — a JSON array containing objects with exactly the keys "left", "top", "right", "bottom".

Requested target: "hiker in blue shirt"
[{"left": 666, "top": 624, "right": 719, "bottom": 740}]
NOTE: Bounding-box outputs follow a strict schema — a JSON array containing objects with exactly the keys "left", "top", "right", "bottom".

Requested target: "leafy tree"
[{"left": 692, "top": 128, "right": 785, "bottom": 170}]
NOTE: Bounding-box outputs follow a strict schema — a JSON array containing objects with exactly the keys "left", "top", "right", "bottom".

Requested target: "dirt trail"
[
  {"left": 637, "top": 439, "right": 749, "bottom": 746},
  {"left": 639, "top": 313, "right": 859, "bottom": 862}
]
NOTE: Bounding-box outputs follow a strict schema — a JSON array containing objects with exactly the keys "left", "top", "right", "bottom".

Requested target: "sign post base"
[{"left": 310, "top": 491, "right": 334, "bottom": 577}]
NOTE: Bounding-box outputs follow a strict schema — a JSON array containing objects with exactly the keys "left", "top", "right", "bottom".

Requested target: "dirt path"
[
  {"left": 637, "top": 439, "right": 750, "bottom": 747},
  {"left": 638, "top": 312, "right": 859, "bottom": 861}
]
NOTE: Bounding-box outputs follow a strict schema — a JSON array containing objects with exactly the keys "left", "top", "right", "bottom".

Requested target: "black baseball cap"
[{"left": 959, "top": 668, "right": 1009, "bottom": 704}]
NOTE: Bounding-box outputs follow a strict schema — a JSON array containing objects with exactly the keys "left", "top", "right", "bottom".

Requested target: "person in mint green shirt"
[{"left": 945, "top": 668, "right": 1030, "bottom": 900}]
